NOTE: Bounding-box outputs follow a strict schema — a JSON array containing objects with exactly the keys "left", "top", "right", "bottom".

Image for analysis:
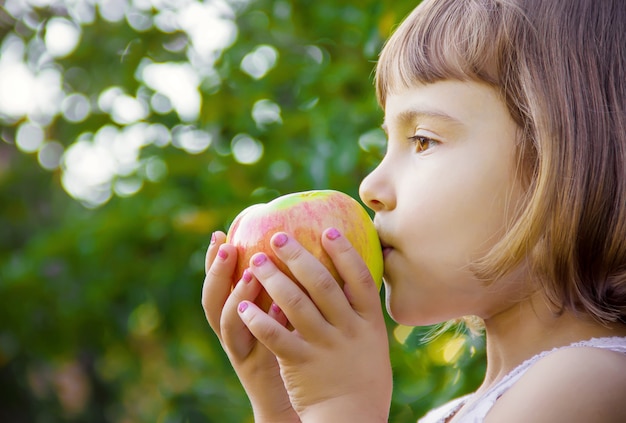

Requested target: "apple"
[{"left": 226, "top": 190, "right": 383, "bottom": 310}]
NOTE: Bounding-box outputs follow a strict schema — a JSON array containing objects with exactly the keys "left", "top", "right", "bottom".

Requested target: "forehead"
[{"left": 382, "top": 80, "right": 509, "bottom": 131}]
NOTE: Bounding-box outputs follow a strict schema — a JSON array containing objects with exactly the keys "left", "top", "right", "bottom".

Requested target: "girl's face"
[{"left": 360, "top": 80, "right": 527, "bottom": 326}]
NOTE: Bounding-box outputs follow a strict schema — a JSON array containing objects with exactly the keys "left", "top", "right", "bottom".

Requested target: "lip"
[
  {"left": 379, "top": 239, "right": 393, "bottom": 258},
  {"left": 375, "top": 223, "right": 393, "bottom": 258}
]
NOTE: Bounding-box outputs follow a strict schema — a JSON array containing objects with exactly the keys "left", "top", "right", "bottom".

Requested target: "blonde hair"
[{"left": 376, "top": 0, "right": 626, "bottom": 324}]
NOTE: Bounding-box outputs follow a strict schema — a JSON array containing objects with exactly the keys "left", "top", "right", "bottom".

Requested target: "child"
[{"left": 202, "top": 0, "right": 626, "bottom": 421}]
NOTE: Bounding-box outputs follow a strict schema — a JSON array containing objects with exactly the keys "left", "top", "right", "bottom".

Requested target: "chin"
[
  {"left": 386, "top": 298, "right": 438, "bottom": 326},
  {"left": 384, "top": 291, "right": 458, "bottom": 327}
]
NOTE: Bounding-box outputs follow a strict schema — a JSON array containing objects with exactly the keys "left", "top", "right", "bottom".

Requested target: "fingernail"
[
  {"left": 270, "top": 303, "right": 281, "bottom": 314},
  {"left": 238, "top": 301, "right": 249, "bottom": 313},
  {"left": 242, "top": 268, "right": 253, "bottom": 283},
  {"left": 217, "top": 246, "right": 228, "bottom": 260},
  {"left": 252, "top": 253, "right": 267, "bottom": 267},
  {"left": 272, "top": 233, "right": 288, "bottom": 248},
  {"left": 326, "top": 228, "right": 341, "bottom": 240},
  {"left": 210, "top": 232, "right": 216, "bottom": 244}
]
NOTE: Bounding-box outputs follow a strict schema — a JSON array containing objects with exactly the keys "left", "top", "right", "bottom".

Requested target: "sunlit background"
[
  {"left": 0, "top": 0, "right": 486, "bottom": 421},
  {"left": 2, "top": 0, "right": 254, "bottom": 208}
]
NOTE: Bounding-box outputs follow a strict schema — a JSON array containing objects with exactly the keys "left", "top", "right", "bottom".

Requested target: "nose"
[{"left": 359, "top": 159, "right": 395, "bottom": 213}]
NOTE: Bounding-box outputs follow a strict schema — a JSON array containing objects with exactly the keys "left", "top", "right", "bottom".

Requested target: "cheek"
[
  {"left": 401, "top": 164, "right": 521, "bottom": 279},
  {"left": 464, "top": 167, "right": 525, "bottom": 252}
]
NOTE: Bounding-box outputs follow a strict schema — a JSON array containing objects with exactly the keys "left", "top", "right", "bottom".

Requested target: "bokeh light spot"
[
  {"left": 252, "top": 99, "right": 282, "bottom": 128},
  {"left": 62, "top": 93, "right": 91, "bottom": 123},
  {"left": 38, "top": 141, "right": 65, "bottom": 170},
  {"left": 269, "top": 160, "right": 292, "bottom": 180},
  {"left": 44, "top": 17, "right": 82, "bottom": 58},
  {"left": 231, "top": 133, "right": 263, "bottom": 165},
  {"left": 16, "top": 121, "right": 44, "bottom": 153},
  {"left": 240, "top": 45, "right": 278, "bottom": 79},
  {"left": 172, "top": 125, "right": 212, "bottom": 154},
  {"left": 142, "top": 62, "right": 200, "bottom": 122}
]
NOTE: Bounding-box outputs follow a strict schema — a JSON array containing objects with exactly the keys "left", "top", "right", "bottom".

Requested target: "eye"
[{"left": 408, "top": 135, "right": 438, "bottom": 153}]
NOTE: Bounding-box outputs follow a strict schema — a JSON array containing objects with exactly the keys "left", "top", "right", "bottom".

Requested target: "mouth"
[
  {"left": 379, "top": 238, "right": 393, "bottom": 258},
  {"left": 375, "top": 223, "right": 393, "bottom": 258}
]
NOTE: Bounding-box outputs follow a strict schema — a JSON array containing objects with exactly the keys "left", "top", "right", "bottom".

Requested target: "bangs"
[{"left": 376, "top": 0, "right": 509, "bottom": 106}]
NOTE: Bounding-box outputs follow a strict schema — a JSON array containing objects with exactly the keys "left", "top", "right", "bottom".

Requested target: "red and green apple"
[{"left": 226, "top": 190, "right": 383, "bottom": 310}]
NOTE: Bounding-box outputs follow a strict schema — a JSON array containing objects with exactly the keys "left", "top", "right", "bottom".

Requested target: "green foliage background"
[{"left": 0, "top": 0, "right": 486, "bottom": 421}]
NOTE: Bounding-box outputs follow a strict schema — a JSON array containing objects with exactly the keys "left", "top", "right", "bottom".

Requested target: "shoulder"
[{"left": 485, "top": 346, "right": 626, "bottom": 423}]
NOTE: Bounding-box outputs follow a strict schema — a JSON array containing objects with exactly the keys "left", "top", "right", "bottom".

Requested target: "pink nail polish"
[
  {"left": 242, "top": 269, "right": 252, "bottom": 283},
  {"left": 270, "top": 303, "right": 281, "bottom": 314},
  {"left": 326, "top": 228, "right": 341, "bottom": 240},
  {"left": 210, "top": 232, "right": 216, "bottom": 244},
  {"left": 238, "top": 301, "right": 249, "bottom": 313},
  {"left": 217, "top": 247, "right": 228, "bottom": 260},
  {"left": 272, "top": 233, "right": 288, "bottom": 248},
  {"left": 252, "top": 253, "right": 267, "bottom": 267}
]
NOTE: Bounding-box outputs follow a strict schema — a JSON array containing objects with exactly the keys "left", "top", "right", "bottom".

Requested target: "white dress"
[{"left": 418, "top": 336, "right": 626, "bottom": 423}]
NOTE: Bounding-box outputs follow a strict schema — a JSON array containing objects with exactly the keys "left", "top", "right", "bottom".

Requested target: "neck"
[{"left": 478, "top": 292, "right": 626, "bottom": 393}]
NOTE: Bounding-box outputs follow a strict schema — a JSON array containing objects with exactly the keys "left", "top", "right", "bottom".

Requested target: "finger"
[
  {"left": 268, "top": 302, "right": 289, "bottom": 328},
  {"left": 202, "top": 239, "right": 238, "bottom": 338},
  {"left": 321, "top": 227, "right": 383, "bottom": 320},
  {"left": 237, "top": 300, "right": 304, "bottom": 359},
  {"left": 202, "top": 232, "right": 228, "bottom": 319},
  {"left": 248, "top": 252, "right": 330, "bottom": 337},
  {"left": 205, "top": 231, "right": 226, "bottom": 273},
  {"left": 269, "top": 232, "right": 352, "bottom": 325},
  {"left": 220, "top": 269, "right": 266, "bottom": 360}
]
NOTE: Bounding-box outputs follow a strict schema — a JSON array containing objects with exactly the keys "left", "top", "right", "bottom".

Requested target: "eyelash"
[{"left": 408, "top": 135, "right": 438, "bottom": 153}]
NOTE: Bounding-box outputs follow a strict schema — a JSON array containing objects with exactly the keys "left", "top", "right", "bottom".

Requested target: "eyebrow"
[{"left": 381, "top": 108, "right": 464, "bottom": 133}]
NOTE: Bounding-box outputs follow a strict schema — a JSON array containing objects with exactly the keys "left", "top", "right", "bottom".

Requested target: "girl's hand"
[
  {"left": 238, "top": 228, "right": 393, "bottom": 423},
  {"left": 201, "top": 231, "right": 300, "bottom": 423}
]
